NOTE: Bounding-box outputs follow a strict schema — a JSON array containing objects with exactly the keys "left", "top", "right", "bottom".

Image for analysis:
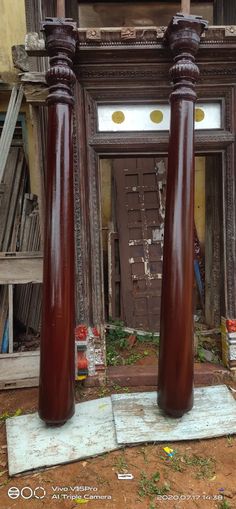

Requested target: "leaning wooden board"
[
  {"left": 0, "top": 252, "right": 42, "bottom": 389},
  {"left": 0, "top": 351, "right": 39, "bottom": 389},
  {"left": 0, "top": 252, "right": 43, "bottom": 284}
]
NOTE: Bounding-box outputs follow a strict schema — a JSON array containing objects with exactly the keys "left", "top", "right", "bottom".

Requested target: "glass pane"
[
  {"left": 78, "top": 2, "right": 213, "bottom": 28},
  {"left": 97, "top": 102, "right": 222, "bottom": 132}
]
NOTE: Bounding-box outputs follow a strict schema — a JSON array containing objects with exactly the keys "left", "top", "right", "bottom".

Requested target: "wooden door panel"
[{"left": 113, "top": 157, "right": 167, "bottom": 331}]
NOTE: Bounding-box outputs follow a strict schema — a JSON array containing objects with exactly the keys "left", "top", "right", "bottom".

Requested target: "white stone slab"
[
  {"left": 6, "top": 397, "right": 120, "bottom": 476},
  {"left": 111, "top": 385, "right": 236, "bottom": 445}
]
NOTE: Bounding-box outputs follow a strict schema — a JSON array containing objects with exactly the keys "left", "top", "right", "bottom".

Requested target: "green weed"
[
  {"left": 139, "top": 447, "right": 148, "bottom": 464},
  {"left": 197, "top": 345, "right": 206, "bottom": 363},
  {"left": 137, "top": 333, "right": 159, "bottom": 346},
  {"left": 226, "top": 435, "right": 234, "bottom": 447},
  {"left": 0, "top": 408, "right": 22, "bottom": 421},
  {"left": 138, "top": 471, "right": 170, "bottom": 498},
  {"left": 162, "top": 452, "right": 215, "bottom": 479},
  {"left": 97, "top": 386, "right": 109, "bottom": 398},
  {"left": 182, "top": 453, "right": 215, "bottom": 479},
  {"left": 149, "top": 502, "right": 156, "bottom": 509},
  {"left": 125, "top": 353, "right": 143, "bottom": 365},
  {"left": 114, "top": 454, "right": 128, "bottom": 473},
  {"left": 161, "top": 454, "right": 184, "bottom": 473},
  {"left": 106, "top": 320, "right": 128, "bottom": 344},
  {"left": 218, "top": 500, "right": 231, "bottom": 509},
  {"left": 106, "top": 344, "right": 122, "bottom": 366}
]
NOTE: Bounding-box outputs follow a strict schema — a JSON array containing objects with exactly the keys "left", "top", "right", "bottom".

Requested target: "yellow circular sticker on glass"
[
  {"left": 112, "top": 111, "right": 125, "bottom": 124},
  {"left": 195, "top": 108, "right": 205, "bottom": 122},
  {"left": 150, "top": 110, "right": 163, "bottom": 124}
]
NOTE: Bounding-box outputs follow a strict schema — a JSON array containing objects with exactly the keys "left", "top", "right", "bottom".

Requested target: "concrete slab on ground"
[
  {"left": 6, "top": 385, "right": 236, "bottom": 476},
  {"left": 6, "top": 397, "right": 120, "bottom": 476},
  {"left": 111, "top": 385, "right": 236, "bottom": 445}
]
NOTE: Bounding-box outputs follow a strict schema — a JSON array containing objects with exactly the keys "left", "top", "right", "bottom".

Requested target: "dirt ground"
[{"left": 0, "top": 380, "right": 236, "bottom": 509}]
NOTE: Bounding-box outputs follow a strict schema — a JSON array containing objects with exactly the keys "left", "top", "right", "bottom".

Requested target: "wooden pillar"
[
  {"left": 158, "top": 14, "right": 208, "bottom": 418},
  {"left": 39, "top": 18, "right": 77, "bottom": 425}
]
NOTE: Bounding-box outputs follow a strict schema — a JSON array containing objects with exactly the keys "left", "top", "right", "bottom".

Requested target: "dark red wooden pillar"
[
  {"left": 39, "top": 18, "right": 77, "bottom": 425},
  {"left": 158, "top": 14, "right": 208, "bottom": 418}
]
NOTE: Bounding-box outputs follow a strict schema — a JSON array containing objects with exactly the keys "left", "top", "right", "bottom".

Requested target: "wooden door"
[{"left": 113, "top": 157, "right": 167, "bottom": 331}]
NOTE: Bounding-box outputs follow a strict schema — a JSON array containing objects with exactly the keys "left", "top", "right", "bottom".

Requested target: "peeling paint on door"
[{"left": 113, "top": 157, "right": 167, "bottom": 331}]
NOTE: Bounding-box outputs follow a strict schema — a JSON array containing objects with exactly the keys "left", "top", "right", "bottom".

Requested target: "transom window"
[{"left": 97, "top": 102, "right": 222, "bottom": 132}]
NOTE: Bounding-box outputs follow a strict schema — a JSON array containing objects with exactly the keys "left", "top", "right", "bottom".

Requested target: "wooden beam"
[{"left": 181, "top": 0, "right": 191, "bottom": 14}]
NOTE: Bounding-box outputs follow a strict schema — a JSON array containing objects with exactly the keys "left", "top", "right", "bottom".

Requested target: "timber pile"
[
  {"left": 14, "top": 194, "right": 42, "bottom": 338},
  {"left": 0, "top": 147, "right": 27, "bottom": 348},
  {"left": 0, "top": 148, "right": 42, "bottom": 352}
]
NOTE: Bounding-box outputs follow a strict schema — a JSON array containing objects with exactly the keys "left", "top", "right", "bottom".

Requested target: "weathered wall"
[{"left": 0, "top": 0, "right": 26, "bottom": 80}]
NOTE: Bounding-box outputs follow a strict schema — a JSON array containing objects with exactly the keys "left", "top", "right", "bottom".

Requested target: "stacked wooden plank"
[
  {"left": 14, "top": 194, "right": 42, "bottom": 335},
  {"left": 0, "top": 86, "right": 24, "bottom": 182},
  {"left": 0, "top": 147, "right": 27, "bottom": 350},
  {"left": 0, "top": 151, "right": 42, "bottom": 351}
]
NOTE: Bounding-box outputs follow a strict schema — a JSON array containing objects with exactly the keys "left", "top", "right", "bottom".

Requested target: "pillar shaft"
[
  {"left": 158, "top": 14, "right": 208, "bottom": 418},
  {"left": 39, "top": 18, "right": 77, "bottom": 425}
]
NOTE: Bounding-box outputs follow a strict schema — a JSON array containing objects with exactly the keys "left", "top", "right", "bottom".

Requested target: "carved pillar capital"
[
  {"left": 41, "top": 18, "right": 77, "bottom": 105},
  {"left": 164, "top": 14, "right": 208, "bottom": 102}
]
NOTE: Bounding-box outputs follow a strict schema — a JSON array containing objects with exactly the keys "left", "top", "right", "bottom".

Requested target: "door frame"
[{"left": 73, "top": 37, "right": 236, "bottom": 372}]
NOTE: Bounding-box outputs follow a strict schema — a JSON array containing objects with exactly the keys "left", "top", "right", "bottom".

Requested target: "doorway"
[
  {"left": 113, "top": 157, "right": 166, "bottom": 331},
  {"left": 100, "top": 153, "right": 223, "bottom": 332}
]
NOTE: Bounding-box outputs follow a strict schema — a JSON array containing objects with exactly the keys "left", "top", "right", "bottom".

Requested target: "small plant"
[
  {"left": 106, "top": 321, "right": 129, "bottom": 365},
  {"left": 114, "top": 454, "right": 128, "bottom": 473},
  {"left": 112, "top": 383, "right": 122, "bottom": 391},
  {"left": 0, "top": 408, "right": 22, "bottom": 421},
  {"left": 218, "top": 500, "right": 231, "bottom": 509},
  {"left": 119, "top": 337, "right": 129, "bottom": 349},
  {"left": 197, "top": 345, "right": 206, "bottom": 362},
  {"left": 183, "top": 454, "right": 215, "bottom": 479},
  {"left": 106, "top": 320, "right": 128, "bottom": 343},
  {"left": 97, "top": 386, "right": 109, "bottom": 398},
  {"left": 226, "top": 435, "right": 234, "bottom": 447},
  {"left": 162, "top": 452, "right": 215, "bottom": 479},
  {"left": 125, "top": 353, "right": 143, "bottom": 365},
  {"left": 138, "top": 471, "right": 170, "bottom": 498},
  {"left": 139, "top": 447, "right": 148, "bottom": 464},
  {"left": 137, "top": 333, "right": 159, "bottom": 346},
  {"left": 149, "top": 502, "right": 156, "bottom": 509},
  {"left": 106, "top": 344, "right": 122, "bottom": 366},
  {"left": 161, "top": 453, "right": 184, "bottom": 473}
]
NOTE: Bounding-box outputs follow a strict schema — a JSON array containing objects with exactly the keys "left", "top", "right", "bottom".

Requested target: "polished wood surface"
[
  {"left": 39, "top": 18, "right": 77, "bottom": 425},
  {"left": 158, "top": 14, "right": 208, "bottom": 418}
]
